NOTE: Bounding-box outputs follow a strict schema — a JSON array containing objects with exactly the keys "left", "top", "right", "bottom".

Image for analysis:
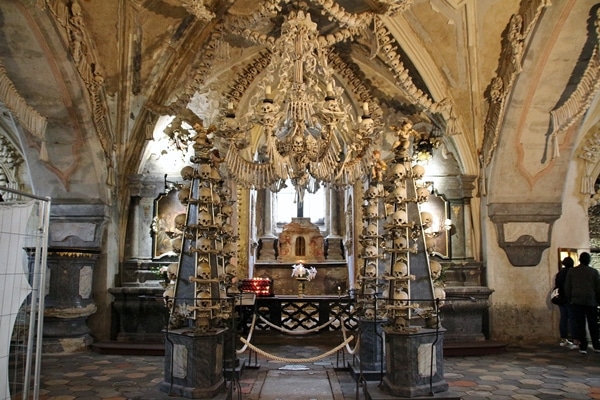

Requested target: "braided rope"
[
  {"left": 341, "top": 321, "right": 359, "bottom": 355},
  {"left": 236, "top": 312, "right": 258, "bottom": 355},
  {"left": 239, "top": 335, "right": 354, "bottom": 363},
  {"left": 258, "top": 314, "right": 335, "bottom": 334}
]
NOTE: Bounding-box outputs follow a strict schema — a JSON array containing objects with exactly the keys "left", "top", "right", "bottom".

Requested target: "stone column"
[
  {"left": 326, "top": 188, "right": 344, "bottom": 260},
  {"left": 257, "top": 189, "right": 277, "bottom": 261},
  {"left": 43, "top": 202, "right": 107, "bottom": 352}
]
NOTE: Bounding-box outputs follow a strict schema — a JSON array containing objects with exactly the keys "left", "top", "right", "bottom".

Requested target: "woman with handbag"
[{"left": 554, "top": 256, "right": 576, "bottom": 349}]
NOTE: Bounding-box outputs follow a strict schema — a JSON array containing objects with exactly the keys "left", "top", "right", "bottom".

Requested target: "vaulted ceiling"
[{"left": 0, "top": 0, "right": 599, "bottom": 214}]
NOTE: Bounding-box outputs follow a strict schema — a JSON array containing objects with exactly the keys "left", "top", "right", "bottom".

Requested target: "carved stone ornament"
[{"left": 489, "top": 203, "right": 561, "bottom": 266}]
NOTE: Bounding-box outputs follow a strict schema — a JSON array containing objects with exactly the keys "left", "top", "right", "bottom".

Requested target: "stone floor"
[{"left": 17, "top": 333, "right": 600, "bottom": 400}]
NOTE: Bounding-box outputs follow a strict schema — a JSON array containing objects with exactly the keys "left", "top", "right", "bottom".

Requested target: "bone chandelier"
[{"left": 216, "top": 10, "right": 380, "bottom": 201}]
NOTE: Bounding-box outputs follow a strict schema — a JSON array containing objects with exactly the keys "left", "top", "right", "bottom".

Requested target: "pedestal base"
[
  {"left": 160, "top": 328, "right": 226, "bottom": 398},
  {"left": 380, "top": 328, "right": 448, "bottom": 398},
  {"left": 42, "top": 334, "right": 93, "bottom": 353}
]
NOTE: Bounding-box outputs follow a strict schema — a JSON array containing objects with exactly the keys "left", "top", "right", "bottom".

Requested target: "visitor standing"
[
  {"left": 553, "top": 257, "right": 576, "bottom": 349},
  {"left": 565, "top": 252, "right": 600, "bottom": 354}
]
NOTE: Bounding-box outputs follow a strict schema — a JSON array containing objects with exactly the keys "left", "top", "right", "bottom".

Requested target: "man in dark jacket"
[{"left": 565, "top": 252, "right": 600, "bottom": 354}]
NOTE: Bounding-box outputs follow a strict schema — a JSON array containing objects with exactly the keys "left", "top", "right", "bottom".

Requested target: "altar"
[{"left": 252, "top": 262, "right": 349, "bottom": 296}]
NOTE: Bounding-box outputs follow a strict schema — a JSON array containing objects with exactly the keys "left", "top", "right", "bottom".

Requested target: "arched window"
[{"left": 295, "top": 236, "right": 306, "bottom": 256}]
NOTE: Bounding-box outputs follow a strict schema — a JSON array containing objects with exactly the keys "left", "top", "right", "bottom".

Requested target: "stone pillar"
[
  {"left": 326, "top": 187, "right": 344, "bottom": 260},
  {"left": 380, "top": 329, "right": 448, "bottom": 397},
  {"left": 44, "top": 202, "right": 107, "bottom": 352},
  {"left": 159, "top": 328, "right": 226, "bottom": 398},
  {"left": 257, "top": 189, "right": 277, "bottom": 261}
]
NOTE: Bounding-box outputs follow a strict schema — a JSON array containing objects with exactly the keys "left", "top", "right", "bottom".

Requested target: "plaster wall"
[{"left": 485, "top": 160, "right": 591, "bottom": 344}]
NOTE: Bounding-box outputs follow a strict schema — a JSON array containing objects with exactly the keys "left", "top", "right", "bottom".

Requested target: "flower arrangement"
[
  {"left": 291, "top": 263, "right": 317, "bottom": 281},
  {"left": 151, "top": 265, "right": 171, "bottom": 285}
]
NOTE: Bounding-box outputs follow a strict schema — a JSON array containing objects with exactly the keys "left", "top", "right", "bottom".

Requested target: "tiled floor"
[{"left": 23, "top": 335, "right": 600, "bottom": 400}]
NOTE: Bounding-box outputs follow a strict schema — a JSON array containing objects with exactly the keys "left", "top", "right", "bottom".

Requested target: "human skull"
[
  {"left": 430, "top": 260, "right": 442, "bottom": 281},
  {"left": 197, "top": 262, "right": 211, "bottom": 280},
  {"left": 421, "top": 212, "right": 433, "bottom": 229},
  {"left": 425, "top": 235, "right": 437, "bottom": 254},
  {"left": 210, "top": 167, "right": 222, "bottom": 182},
  {"left": 225, "top": 263, "right": 237, "bottom": 276},
  {"left": 365, "top": 205, "right": 379, "bottom": 219},
  {"left": 391, "top": 186, "right": 407, "bottom": 203},
  {"left": 212, "top": 213, "right": 223, "bottom": 226},
  {"left": 390, "top": 210, "right": 408, "bottom": 226},
  {"left": 391, "top": 163, "right": 406, "bottom": 181},
  {"left": 360, "top": 117, "right": 374, "bottom": 132},
  {"left": 174, "top": 213, "right": 187, "bottom": 231},
  {"left": 292, "top": 135, "right": 304, "bottom": 153},
  {"left": 412, "top": 164, "right": 425, "bottom": 180},
  {"left": 198, "top": 237, "right": 212, "bottom": 253},
  {"left": 197, "top": 290, "right": 212, "bottom": 308},
  {"left": 167, "top": 263, "right": 178, "bottom": 281},
  {"left": 261, "top": 101, "right": 275, "bottom": 114},
  {"left": 178, "top": 187, "right": 190, "bottom": 204},
  {"left": 394, "top": 288, "right": 409, "bottom": 305},
  {"left": 364, "top": 308, "right": 375, "bottom": 320},
  {"left": 171, "top": 237, "right": 182, "bottom": 253},
  {"left": 394, "top": 235, "right": 408, "bottom": 250},
  {"left": 365, "top": 262, "right": 377, "bottom": 278},
  {"left": 221, "top": 223, "right": 234, "bottom": 236},
  {"left": 392, "top": 260, "right": 408, "bottom": 277},
  {"left": 363, "top": 245, "right": 378, "bottom": 258},
  {"left": 366, "top": 223, "right": 378, "bottom": 237},
  {"left": 365, "top": 186, "right": 379, "bottom": 199},
  {"left": 416, "top": 187, "right": 430, "bottom": 203},
  {"left": 221, "top": 187, "right": 232, "bottom": 198},
  {"left": 180, "top": 166, "right": 194, "bottom": 181},
  {"left": 223, "top": 242, "right": 237, "bottom": 257},
  {"left": 199, "top": 187, "right": 212, "bottom": 203},
  {"left": 434, "top": 286, "right": 446, "bottom": 304},
  {"left": 220, "top": 204, "right": 233, "bottom": 217},
  {"left": 198, "top": 211, "right": 212, "bottom": 226},
  {"left": 199, "top": 164, "right": 211, "bottom": 180}
]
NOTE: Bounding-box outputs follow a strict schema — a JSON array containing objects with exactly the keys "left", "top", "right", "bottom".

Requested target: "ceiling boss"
[{"left": 216, "top": 9, "right": 382, "bottom": 201}]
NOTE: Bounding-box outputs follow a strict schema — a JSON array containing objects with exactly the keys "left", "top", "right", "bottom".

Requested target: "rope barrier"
[
  {"left": 239, "top": 334, "right": 354, "bottom": 363},
  {"left": 235, "top": 311, "right": 258, "bottom": 355},
  {"left": 258, "top": 314, "right": 336, "bottom": 334},
  {"left": 341, "top": 320, "right": 359, "bottom": 355}
]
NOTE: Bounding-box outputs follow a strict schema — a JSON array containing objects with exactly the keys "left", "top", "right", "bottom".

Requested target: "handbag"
[{"left": 551, "top": 287, "right": 565, "bottom": 305}]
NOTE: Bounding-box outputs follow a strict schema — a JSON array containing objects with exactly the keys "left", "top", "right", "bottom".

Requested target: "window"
[{"left": 274, "top": 180, "right": 325, "bottom": 228}]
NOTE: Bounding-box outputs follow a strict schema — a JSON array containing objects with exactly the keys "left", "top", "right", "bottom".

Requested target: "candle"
[
  {"left": 363, "top": 102, "right": 369, "bottom": 115},
  {"left": 227, "top": 102, "right": 233, "bottom": 110},
  {"left": 266, "top": 85, "right": 272, "bottom": 96}
]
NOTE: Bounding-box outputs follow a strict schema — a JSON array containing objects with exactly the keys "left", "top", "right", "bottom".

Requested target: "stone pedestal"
[
  {"left": 159, "top": 328, "right": 226, "bottom": 398},
  {"left": 257, "top": 236, "right": 277, "bottom": 261},
  {"left": 350, "top": 319, "right": 386, "bottom": 380},
  {"left": 325, "top": 236, "right": 344, "bottom": 260},
  {"left": 41, "top": 250, "right": 100, "bottom": 353},
  {"left": 441, "top": 286, "right": 493, "bottom": 342},
  {"left": 109, "top": 287, "right": 168, "bottom": 342},
  {"left": 380, "top": 329, "right": 448, "bottom": 398}
]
